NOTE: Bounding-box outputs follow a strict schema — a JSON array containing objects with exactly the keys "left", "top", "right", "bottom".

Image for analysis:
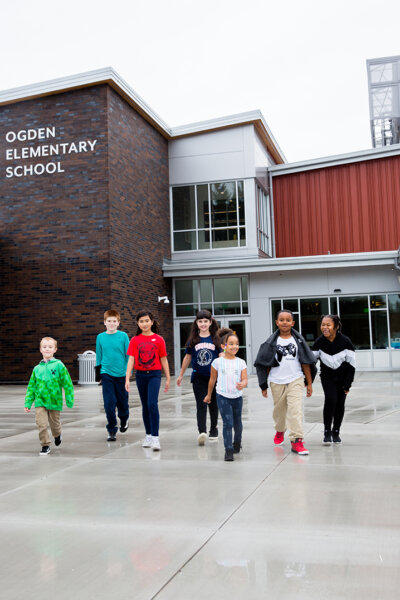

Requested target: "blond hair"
[{"left": 40, "top": 336, "right": 57, "bottom": 348}]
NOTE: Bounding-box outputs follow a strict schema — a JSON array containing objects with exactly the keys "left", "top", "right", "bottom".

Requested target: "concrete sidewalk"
[{"left": 1, "top": 372, "right": 399, "bottom": 599}]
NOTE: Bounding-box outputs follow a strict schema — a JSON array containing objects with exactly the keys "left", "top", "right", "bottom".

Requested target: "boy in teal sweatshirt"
[{"left": 24, "top": 337, "right": 74, "bottom": 455}]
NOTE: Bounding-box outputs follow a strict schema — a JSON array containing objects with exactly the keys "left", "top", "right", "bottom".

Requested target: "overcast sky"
[{"left": 1, "top": 0, "right": 400, "bottom": 162}]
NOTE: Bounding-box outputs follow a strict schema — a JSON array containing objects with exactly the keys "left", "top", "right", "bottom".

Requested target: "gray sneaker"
[{"left": 198, "top": 432, "right": 207, "bottom": 446}]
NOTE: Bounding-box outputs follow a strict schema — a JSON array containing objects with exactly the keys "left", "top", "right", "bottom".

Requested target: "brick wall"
[
  {"left": 107, "top": 87, "right": 172, "bottom": 366},
  {"left": 0, "top": 83, "right": 171, "bottom": 382}
]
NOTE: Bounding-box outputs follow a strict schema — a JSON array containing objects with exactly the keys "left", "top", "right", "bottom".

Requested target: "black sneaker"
[
  {"left": 332, "top": 430, "right": 342, "bottom": 444},
  {"left": 54, "top": 435, "right": 62, "bottom": 447},
  {"left": 323, "top": 431, "right": 332, "bottom": 445},
  {"left": 233, "top": 440, "right": 242, "bottom": 453},
  {"left": 224, "top": 449, "right": 234, "bottom": 461},
  {"left": 120, "top": 419, "right": 129, "bottom": 434},
  {"left": 39, "top": 445, "right": 50, "bottom": 456},
  {"left": 209, "top": 428, "right": 218, "bottom": 440},
  {"left": 107, "top": 434, "right": 117, "bottom": 442}
]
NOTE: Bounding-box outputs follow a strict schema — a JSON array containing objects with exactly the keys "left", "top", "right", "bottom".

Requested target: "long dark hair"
[
  {"left": 186, "top": 309, "right": 219, "bottom": 347},
  {"left": 320, "top": 314, "right": 342, "bottom": 331},
  {"left": 135, "top": 309, "right": 160, "bottom": 336}
]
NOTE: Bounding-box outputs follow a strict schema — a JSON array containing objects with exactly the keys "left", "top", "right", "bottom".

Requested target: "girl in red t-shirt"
[{"left": 125, "top": 310, "right": 170, "bottom": 451}]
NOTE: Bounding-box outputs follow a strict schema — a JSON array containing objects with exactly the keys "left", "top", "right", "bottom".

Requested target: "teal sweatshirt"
[
  {"left": 25, "top": 358, "right": 74, "bottom": 410},
  {"left": 96, "top": 330, "right": 129, "bottom": 377}
]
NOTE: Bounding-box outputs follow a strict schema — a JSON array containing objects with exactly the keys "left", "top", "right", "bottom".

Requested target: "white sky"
[{"left": 1, "top": 0, "right": 400, "bottom": 162}]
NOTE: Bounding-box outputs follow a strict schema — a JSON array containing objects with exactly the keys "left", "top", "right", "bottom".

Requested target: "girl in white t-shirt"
[{"left": 204, "top": 329, "right": 247, "bottom": 461}]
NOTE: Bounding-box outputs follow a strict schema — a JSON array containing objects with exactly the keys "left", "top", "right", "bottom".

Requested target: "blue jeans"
[
  {"left": 135, "top": 370, "right": 162, "bottom": 436},
  {"left": 216, "top": 393, "right": 243, "bottom": 450},
  {"left": 101, "top": 374, "right": 129, "bottom": 435}
]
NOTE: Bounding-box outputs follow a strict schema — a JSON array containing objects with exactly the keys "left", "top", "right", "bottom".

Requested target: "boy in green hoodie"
[{"left": 24, "top": 337, "right": 74, "bottom": 456}]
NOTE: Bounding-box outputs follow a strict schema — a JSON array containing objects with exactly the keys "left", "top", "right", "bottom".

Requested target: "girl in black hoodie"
[{"left": 312, "top": 315, "right": 355, "bottom": 445}]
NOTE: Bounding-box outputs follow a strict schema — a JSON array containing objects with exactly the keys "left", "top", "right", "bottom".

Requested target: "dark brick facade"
[{"left": 0, "top": 84, "right": 171, "bottom": 382}]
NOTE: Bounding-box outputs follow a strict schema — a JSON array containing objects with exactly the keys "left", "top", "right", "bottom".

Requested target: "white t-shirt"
[
  {"left": 212, "top": 357, "right": 247, "bottom": 398},
  {"left": 268, "top": 336, "right": 303, "bottom": 385}
]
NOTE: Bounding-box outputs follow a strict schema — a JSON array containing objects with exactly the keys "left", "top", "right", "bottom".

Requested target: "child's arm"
[
  {"left": 24, "top": 371, "right": 36, "bottom": 412},
  {"left": 302, "top": 364, "right": 312, "bottom": 397},
  {"left": 236, "top": 368, "right": 248, "bottom": 390},
  {"left": 204, "top": 366, "right": 217, "bottom": 403},
  {"left": 160, "top": 356, "right": 170, "bottom": 392},
  {"left": 60, "top": 364, "right": 74, "bottom": 407},
  {"left": 125, "top": 355, "right": 135, "bottom": 392},
  {"left": 177, "top": 354, "right": 191, "bottom": 386}
]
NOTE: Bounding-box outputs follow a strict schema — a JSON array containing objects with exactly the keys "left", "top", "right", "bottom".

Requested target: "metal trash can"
[{"left": 77, "top": 350, "right": 97, "bottom": 385}]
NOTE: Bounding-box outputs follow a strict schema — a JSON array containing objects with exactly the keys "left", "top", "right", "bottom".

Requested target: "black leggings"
[
  {"left": 321, "top": 378, "right": 346, "bottom": 431},
  {"left": 192, "top": 374, "right": 219, "bottom": 433}
]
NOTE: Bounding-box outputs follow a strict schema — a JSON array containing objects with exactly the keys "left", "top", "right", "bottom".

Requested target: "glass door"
[{"left": 217, "top": 317, "right": 249, "bottom": 364}]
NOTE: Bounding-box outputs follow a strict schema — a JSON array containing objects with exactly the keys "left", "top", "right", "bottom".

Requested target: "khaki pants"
[
  {"left": 35, "top": 406, "right": 62, "bottom": 446},
  {"left": 269, "top": 377, "right": 304, "bottom": 441}
]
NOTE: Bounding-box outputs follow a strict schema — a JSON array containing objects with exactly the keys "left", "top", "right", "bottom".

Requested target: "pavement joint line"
[{"left": 150, "top": 450, "right": 291, "bottom": 599}]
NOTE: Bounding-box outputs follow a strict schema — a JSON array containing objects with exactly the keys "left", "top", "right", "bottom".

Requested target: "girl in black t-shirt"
[{"left": 177, "top": 310, "right": 220, "bottom": 445}]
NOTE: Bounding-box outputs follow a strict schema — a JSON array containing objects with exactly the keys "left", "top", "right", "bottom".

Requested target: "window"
[
  {"left": 175, "top": 277, "right": 249, "bottom": 316},
  {"left": 172, "top": 181, "right": 246, "bottom": 251},
  {"left": 256, "top": 184, "right": 272, "bottom": 255},
  {"left": 388, "top": 294, "right": 400, "bottom": 349}
]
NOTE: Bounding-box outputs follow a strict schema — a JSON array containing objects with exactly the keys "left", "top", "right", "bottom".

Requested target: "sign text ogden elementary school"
[{"left": 4, "top": 126, "right": 97, "bottom": 178}]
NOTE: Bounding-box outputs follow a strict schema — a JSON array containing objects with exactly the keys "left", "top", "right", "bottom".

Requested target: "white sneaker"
[
  {"left": 152, "top": 437, "right": 161, "bottom": 451},
  {"left": 198, "top": 432, "right": 207, "bottom": 446},
  {"left": 142, "top": 435, "right": 153, "bottom": 448}
]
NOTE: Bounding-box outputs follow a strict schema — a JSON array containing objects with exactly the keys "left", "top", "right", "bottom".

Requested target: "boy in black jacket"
[{"left": 254, "top": 309, "right": 317, "bottom": 455}]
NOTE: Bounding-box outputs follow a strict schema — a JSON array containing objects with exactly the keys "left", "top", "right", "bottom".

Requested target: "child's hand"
[
  {"left": 177, "top": 375, "right": 183, "bottom": 386},
  {"left": 306, "top": 384, "right": 312, "bottom": 397},
  {"left": 236, "top": 381, "right": 246, "bottom": 390},
  {"left": 204, "top": 395, "right": 210, "bottom": 404},
  {"left": 24, "top": 407, "right": 30, "bottom": 413},
  {"left": 262, "top": 389, "right": 268, "bottom": 398},
  {"left": 164, "top": 381, "right": 170, "bottom": 393},
  {"left": 125, "top": 380, "right": 130, "bottom": 393}
]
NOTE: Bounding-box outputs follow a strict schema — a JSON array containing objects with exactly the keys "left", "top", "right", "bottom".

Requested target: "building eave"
[
  {"left": 162, "top": 251, "right": 398, "bottom": 278},
  {"left": 269, "top": 144, "right": 400, "bottom": 176},
  {"left": 0, "top": 67, "right": 173, "bottom": 139},
  {"left": 170, "top": 110, "right": 286, "bottom": 164},
  {"left": 0, "top": 69, "right": 286, "bottom": 162}
]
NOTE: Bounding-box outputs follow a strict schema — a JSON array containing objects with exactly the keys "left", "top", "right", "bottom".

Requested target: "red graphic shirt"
[{"left": 127, "top": 334, "right": 167, "bottom": 371}]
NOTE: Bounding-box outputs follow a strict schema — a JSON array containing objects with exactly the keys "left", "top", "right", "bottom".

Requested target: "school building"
[{"left": 1, "top": 67, "right": 399, "bottom": 382}]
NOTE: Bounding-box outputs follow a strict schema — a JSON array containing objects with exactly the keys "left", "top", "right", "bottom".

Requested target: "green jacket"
[{"left": 25, "top": 358, "right": 74, "bottom": 410}]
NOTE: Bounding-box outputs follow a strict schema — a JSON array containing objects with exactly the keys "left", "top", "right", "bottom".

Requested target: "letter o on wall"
[{"left": 6, "top": 131, "right": 16, "bottom": 142}]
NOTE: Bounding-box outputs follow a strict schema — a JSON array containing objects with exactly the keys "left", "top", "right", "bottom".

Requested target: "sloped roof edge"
[{"left": 0, "top": 68, "right": 286, "bottom": 162}]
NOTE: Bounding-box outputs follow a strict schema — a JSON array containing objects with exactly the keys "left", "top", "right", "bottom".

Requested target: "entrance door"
[
  {"left": 217, "top": 317, "right": 250, "bottom": 364},
  {"left": 174, "top": 317, "right": 251, "bottom": 375}
]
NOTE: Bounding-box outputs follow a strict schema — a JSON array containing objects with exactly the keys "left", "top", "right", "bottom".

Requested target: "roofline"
[
  {"left": 269, "top": 144, "right": 400, "bottom": 176},
  {"left": 0, "top": 67, "right": 173, "bottom": 138},
  {"left": 0, "top": 68, "right": 286, "bottom": 162},
  {"left": 170, "top": 110, "right": 286, "bottom": 164},
  {"left": 163, "top": 250, "right": 398, "bottom": 278}
]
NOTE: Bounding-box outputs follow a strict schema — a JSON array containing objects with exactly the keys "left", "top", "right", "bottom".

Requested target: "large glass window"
[
  {"left": 270, "top": 293, "right": 399, "bottom": 355},
  {"left": 340, "top": 296, "right": 370, "bottom": 349},
  {"left": 175, "top": 277, "right": 248, "bottom": 316},
  {"left": 256, "top": 184, "right": 272, "bottom": 256},
  {"left": 172, "top": 181, "right": 245, "bottom": 251},
  {"left": 389, "top": 294, "right": 400, "bottom": 349},
  {"left": 300, "top": 298, "right": 329, "bottom": 345}
]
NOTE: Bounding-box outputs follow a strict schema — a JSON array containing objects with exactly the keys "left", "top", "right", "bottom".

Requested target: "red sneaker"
[
  {"left": 274, "top": 431, "right": 285, "bottom": 445},
  {"left": 291, "top": 438, "right": 309, "bottom": 455}
]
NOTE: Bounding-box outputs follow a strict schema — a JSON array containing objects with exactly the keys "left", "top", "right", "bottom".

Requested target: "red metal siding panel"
[{"left": 273, "top": 156, "right": 400, "bottom": 257}]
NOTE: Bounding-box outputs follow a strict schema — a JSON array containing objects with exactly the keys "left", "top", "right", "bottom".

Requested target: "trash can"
[{"left": 77, "top": 350, "right": 97, "bottom": 385}]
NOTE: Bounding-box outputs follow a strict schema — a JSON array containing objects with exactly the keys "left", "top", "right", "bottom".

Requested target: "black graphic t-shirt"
[{"left": 186, "top": 335, "right": 219, "bottom": 376}]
